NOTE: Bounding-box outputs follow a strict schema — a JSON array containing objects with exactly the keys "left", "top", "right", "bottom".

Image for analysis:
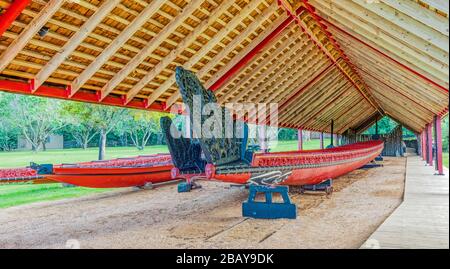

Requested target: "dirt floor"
[{"left": 0, "top": 157, "right": 406, "bottom": 249}]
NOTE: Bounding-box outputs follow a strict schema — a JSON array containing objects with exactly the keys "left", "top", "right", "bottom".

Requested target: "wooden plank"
[{"left": 361, "top": 156, "right": 449, "bottom": 249}]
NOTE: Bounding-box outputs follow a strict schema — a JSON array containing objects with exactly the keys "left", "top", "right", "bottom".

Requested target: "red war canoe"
[
  {"left": 205, "top": 140, "right": 384, "bottom": 186},
  {"left": 44, "top": 154, "right": 174, "bottom": 188}
]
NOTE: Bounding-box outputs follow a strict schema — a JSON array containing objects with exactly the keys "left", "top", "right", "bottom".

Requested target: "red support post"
[
  {"left": 427, "top": 123, "right": 433, "bottom": 166},
  {"left": 320, "top": 132, "right": 324, "bottom": 149},
  {"left": 434, "top": 115, "right": 444, "bottom": 175},
  {"left": 298, "top": 129, "right": 303, "bottom": 150},
  {"left": 422, "top": 131, "right": 426, "bottom": 161},
  {"left": 0, "top": 0, "right": 31, "bottom": 38}
]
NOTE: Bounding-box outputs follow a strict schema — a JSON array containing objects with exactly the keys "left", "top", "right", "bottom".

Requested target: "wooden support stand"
[{"left": 242, "top": 185, "right": 297, "bottom": 219}]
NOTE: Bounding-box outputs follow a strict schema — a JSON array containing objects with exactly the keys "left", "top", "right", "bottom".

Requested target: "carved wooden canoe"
[{"left": 43, "top": 154, "right": 174, "bottom": 188}]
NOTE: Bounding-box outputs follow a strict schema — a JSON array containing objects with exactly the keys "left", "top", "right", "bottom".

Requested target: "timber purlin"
[{"left": 0, "top": 0, "right": 447, "bottom": 134}]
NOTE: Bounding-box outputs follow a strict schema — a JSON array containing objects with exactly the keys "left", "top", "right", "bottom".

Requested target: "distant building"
[{"left": 17, "top": 134, "right": 64, "bottom": 150}]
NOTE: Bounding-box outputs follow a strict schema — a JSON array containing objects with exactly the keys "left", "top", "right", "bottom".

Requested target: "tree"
[
  {"left": 61, "top": 102, "right": 98, "bottom": 149},
  {"left": 123, "top": 111, "right": 169, "bottom": 150},
  {"left": 0, "top": 93, "right": 19, "bottom": 151},
  {"left": 8, "top": 95, "right": 67, "bottom": 152},
  {"left": 89, "top": 105, "right": 127, "bottom": 160}
]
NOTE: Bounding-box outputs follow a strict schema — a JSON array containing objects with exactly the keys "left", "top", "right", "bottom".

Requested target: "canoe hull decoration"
[
  {"left": 172, "top": 67, "right": 384, "bottom": 186},
  {"left": 206, "top": 141, "right": 383, "bottom": 186},
  {"left": 39, "top": 154, "right": 174, "bottom": 188}
]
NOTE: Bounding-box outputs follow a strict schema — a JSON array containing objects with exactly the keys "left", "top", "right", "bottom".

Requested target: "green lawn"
[
  {"left": 0, "top": 184, "right": 110, "bottom": 209},
  {"left": 0, "top": 145, "right": 169, "bottom": 169},
  {"left": 443, "top": 153, "right": 449, "bottom": 168}
]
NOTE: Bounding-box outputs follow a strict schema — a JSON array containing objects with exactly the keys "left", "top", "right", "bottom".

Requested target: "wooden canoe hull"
[
  {"left": 44, "top": 154, "right": 174, "bottom": 188},
  {"left": 45, "top": 167, "right": 173, "bottom": 188}
]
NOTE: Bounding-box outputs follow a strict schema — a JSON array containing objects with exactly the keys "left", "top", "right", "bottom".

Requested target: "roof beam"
[
  {"left": 0, "top": 0, "right": 31, "bottom": 38},
  {"left": 165, "top": 9, "right": 291, "bottom": 108},
  {"left": 279, "top": 0, "right": 384, "bottom": 116},
  {"left": 99, "top": 0, "right": 204, "bottom": 100},
  {"left": 33, "top": 0, "right": 121, "bottom": 91},
  {"left": 146, "top": 1, "right": 280, "bottom": 108},
  {"left": 123, "top": 0, "right": 237, "bottom": 104},
  {"left": 0, "top": 0, "right": 63, "bottom": 72},
  {"left": 217, "top": 27, "right": 297, "bottom": 103},
  {"left": 0, "top": 79, "right": 165, "bottom": 112},
  {"left": 69, "top": 0, "right": 167, "bottom": 96}
]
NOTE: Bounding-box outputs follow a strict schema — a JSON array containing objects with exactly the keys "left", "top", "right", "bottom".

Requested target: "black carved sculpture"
[
  {"left": 160, "top": 116, "right": 205, "bottom": 174},
  {"left": 175, "top": 66, "right": 243, "bottom": 166}
]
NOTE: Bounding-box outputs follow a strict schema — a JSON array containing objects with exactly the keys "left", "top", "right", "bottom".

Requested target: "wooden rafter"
[
  {"left": 33, "top": 0, "right": 121, "bottom": 90},
  {"left": 123, "top": 0, "right": 237, "bottom": 104},
  {"left": 164, "top": 7, "right": 290, "bottom": 108},
  {"left": 99, "top": 0, "right": 205, "bottom": 101},
  {"left": 146, "top": 0, "right": 279, "bottom": 108},
  {"left": 70, "top": 0, "right": 167, "bottom": 96}
]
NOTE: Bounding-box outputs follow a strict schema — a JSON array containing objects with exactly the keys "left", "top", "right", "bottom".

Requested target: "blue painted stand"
[
  {"left": 300, "top": 179, "right": 333, "bottom": 195},
  {"left": 375, "top": 155, "right": 384, "bottom": 161},
  {"left": 242, "top": 185, "right": 297, "bottom": 219},
  {"left": 177, "top": 182, "right": 192, "bottom": 193}
]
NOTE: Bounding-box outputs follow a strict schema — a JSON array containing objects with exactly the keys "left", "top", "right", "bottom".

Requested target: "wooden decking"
[{"left": 361, "top": 155, "right": 449, "bottom": 249}]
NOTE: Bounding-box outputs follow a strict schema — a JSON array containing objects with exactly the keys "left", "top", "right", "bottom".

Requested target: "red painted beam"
[
  {"left": 0, "top": 0, "right": 31, "bottom": 37},
  {"left": 434, "top": 115, "right": 444, "bottom": 175},
  {"left": 317, "top": 16, "right": 449, "bottom": 93},
  {"left": 209, "top": 14, "right": 295, "bottom": 91},
  {"left": 0, "top": 79, "right": 166, "bottom": 112}
]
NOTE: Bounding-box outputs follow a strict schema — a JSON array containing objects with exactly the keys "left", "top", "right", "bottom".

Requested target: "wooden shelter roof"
[{"left": 0, "top": 0, "right": 448, "bottom": 134}]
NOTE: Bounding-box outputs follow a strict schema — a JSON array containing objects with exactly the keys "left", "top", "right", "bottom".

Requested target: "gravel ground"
[{"left": 0, "top": 157, "right": 406, "bottom": 249}]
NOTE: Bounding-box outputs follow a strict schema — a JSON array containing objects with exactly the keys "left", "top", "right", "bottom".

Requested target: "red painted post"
[
  {"left": 297, "top": 129, "right": 303, "bottom": 150},
  {"left": 0, "top": 0, "right": 31, "bottom": 37},
  {"left": 320, "top": 132, "right": 324, "bottom": 149},
  {"left": 422, "top": 131, "right": 426, "bottom": 161},
  {"left": 427, "top": 123, "right": 433, "bottom": 166},
  {"left": 434, "top": 115, "right": 444, "bottom": 175}
]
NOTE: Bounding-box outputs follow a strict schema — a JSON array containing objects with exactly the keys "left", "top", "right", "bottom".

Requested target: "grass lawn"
[
  {"left": 0, "top": 184, "right": 110, "bottom": 209},
  {"left": 0, "top": 145, "right": 169, "bottom": 169},
  {"left": 443, "top": 153, "right": 449, "bottom": 168}
]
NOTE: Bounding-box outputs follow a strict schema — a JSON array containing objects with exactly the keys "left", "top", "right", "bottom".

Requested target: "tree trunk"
[
  {"left": 42, "top": 141, "right": 47, "bottom": 151},
  {"left": 98, "top": 128, "right": 106, "bottom": 160}
]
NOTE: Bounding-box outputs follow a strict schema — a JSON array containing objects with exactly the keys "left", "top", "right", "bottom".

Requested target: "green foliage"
[
  {"left": 442, "top": 115, "right": 449, "bottom": 152},
  {"left": 363, "top": 116, "right": 399, "bottom": 135}
]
